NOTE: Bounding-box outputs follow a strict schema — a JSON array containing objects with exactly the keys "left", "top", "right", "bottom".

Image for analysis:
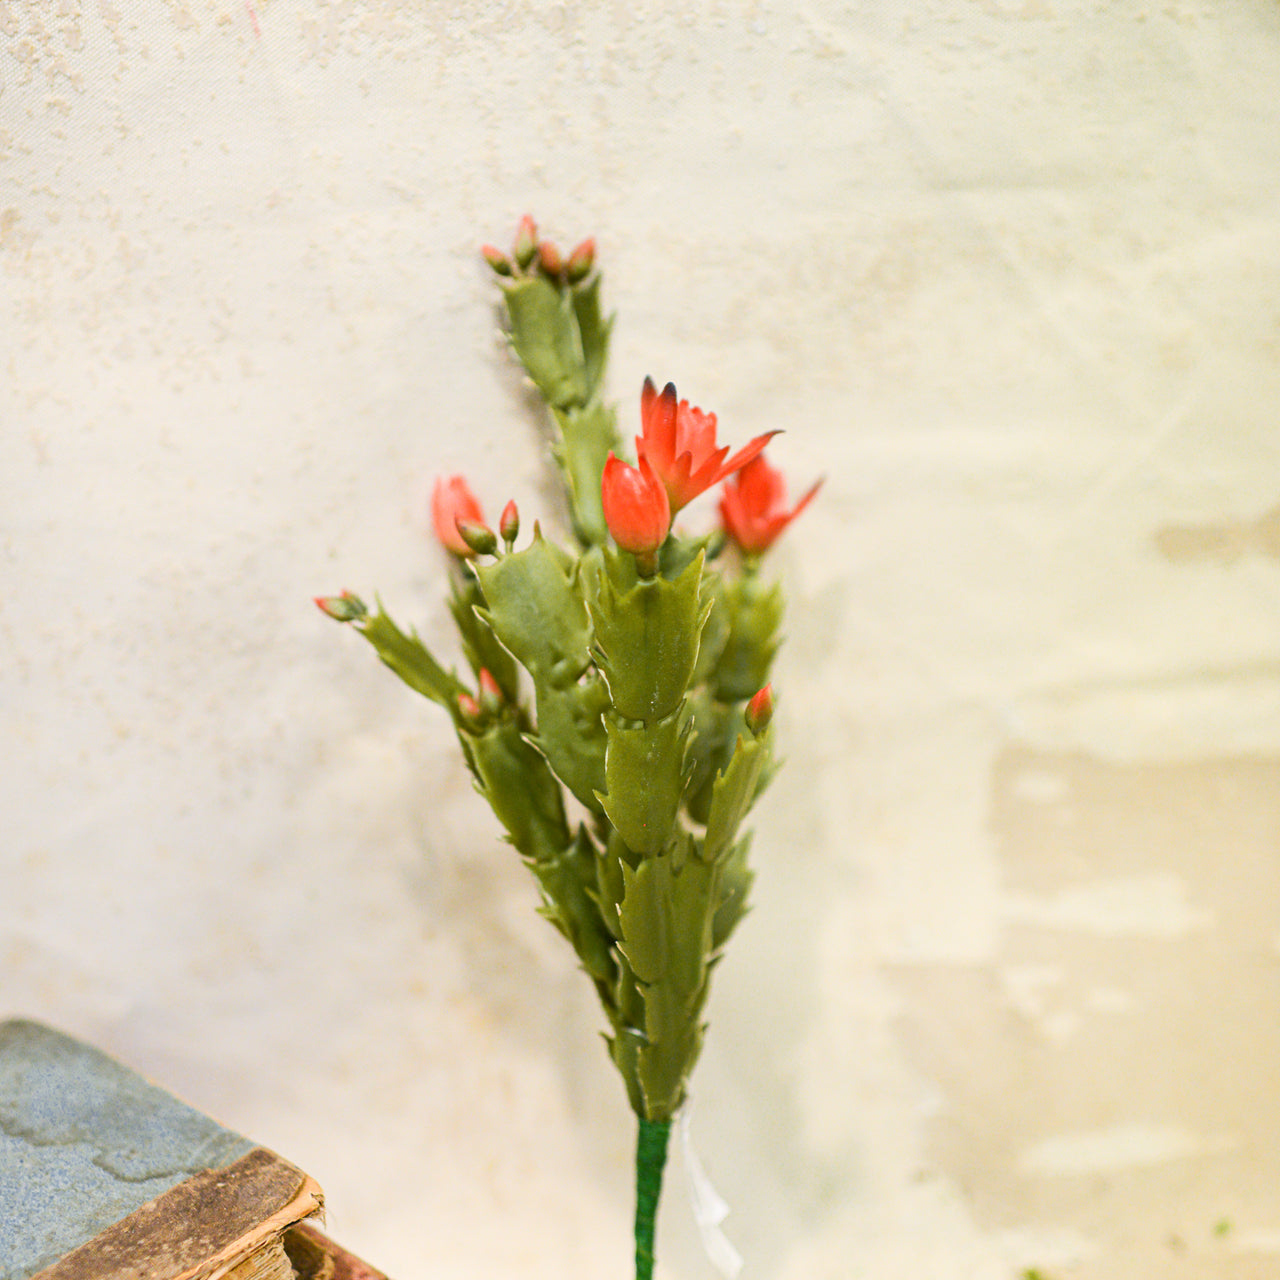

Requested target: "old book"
[{"left": 0, "top": 1019, "right": 385, "bottom": 1280}]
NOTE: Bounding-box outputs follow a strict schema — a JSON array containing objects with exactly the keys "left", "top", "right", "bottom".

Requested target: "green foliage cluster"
[{"left": 325, "top": 238, "right": 785, "bottom": 1125}]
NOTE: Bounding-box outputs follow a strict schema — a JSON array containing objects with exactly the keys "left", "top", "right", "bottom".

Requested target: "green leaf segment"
[{"left": 321, "top": 228, "right": 793, "bottom": 1280}]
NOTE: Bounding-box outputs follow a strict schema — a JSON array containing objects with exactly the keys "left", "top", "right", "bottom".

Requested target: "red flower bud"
[
  {"left": 431, "top": 475, "right": 486, "bottom": 556},
  {"left": 512, "top": 214, "right": 538, "bottom": 268},
  {"left": 478, "top": 668, "right": 503, "bottom": 716},
  {"left": 314, "top": 590, "right": 367, "bottom": 622},
  {"left": 499, "top": 499, "right": 520, "bottom": 548},
  {"left": 481, "top": 243, "right": 513, "bottom": 275},
  {"left": 566, "top": 237, "right": 595, "bottom": 282},
  {"left": 719, "top": 454, "right": 822, "bottom": 555},
  {"left": 455, "top": 518, "right": 498, "bottom": 557},
  {"left": 537, "top": 239, "right": 564, "bottom": 276},
  {"left": 745, "top": 684, "right": 774, "bottom": 737},
  {"left": 601, "top": 453, "right": 671, "bottom": 570},
  {"left": 456, "top": 692, "right": 482, "bottom": 726}
]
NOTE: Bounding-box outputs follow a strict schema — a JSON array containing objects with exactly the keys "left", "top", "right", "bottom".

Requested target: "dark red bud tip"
[
  {"left": 537, "top": 240, "right": 564, "bottom": 276},
  {"left": 455, "top": 518, "right": 498, "bottom": 557},
  {"left": 745, "top": 684, "right": 774, "bottom": 737},
  {"left": 566, "top": 237, "right": 595, "bottom": 282},
  {"left": 481, "top": 244, "right": 513, "bottom": 275},
  {"left": 315, "top": 591, "right": 367, "bottom": 622},
  {"left": 499, "top": 499, "right": 520, "bottom": 547}
]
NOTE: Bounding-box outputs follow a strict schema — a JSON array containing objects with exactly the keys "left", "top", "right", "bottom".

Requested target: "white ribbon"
[{"left": 679, "top": 1099, "right": 744, "bottom": 1278}]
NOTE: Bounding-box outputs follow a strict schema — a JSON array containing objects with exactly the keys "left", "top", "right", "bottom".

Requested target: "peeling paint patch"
[
  {"left": 1019, "top": 1123, "right": 1209, "bottom": 1176},
  {"left": 1003, "top": 873, "right": 1214, "bottom": 937}
]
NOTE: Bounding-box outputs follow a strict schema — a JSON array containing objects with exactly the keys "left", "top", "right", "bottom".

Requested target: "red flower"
[
  {"left": 431, "top": 475, "right": 487, "bottom": 557},
  {"left": 636, "top": 377, "right": 777, "bottom": 514},
  {"left": 600, "top": 452, "right": 671, "bottom": 562},
  {"left": 719, "top": 454, "right": 821, "bottom": 555}
]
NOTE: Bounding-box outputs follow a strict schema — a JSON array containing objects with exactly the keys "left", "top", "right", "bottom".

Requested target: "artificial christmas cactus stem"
[{"left": 319, "top": 217, "right": 819, "bottom": 1280}]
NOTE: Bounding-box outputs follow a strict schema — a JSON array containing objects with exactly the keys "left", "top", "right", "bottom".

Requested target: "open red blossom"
[
  {"left": 719, "top": 454, "right": 822, "bottom": 555},
  {"left": 601, "top": 452, "right": 671, "bottom": 559},
  {"left": 636, "top": 377, "right": 778, "bottom": 514},
  {"left": 431, "top": 475, "right": 486, "bottom": 557}
]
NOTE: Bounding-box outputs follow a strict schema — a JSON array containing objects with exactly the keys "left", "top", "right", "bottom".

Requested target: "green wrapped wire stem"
[{"left": 634, "top": 1117, "right": 672, "bottom": 1280}]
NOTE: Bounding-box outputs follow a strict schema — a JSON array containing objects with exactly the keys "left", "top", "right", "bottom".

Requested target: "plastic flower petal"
[
  {"left": 601, "top": 452, "right": 671, "bottom": 559},
  {"left": 636, "top": 377, "right": 778, "bottom": 514},
  {"left": 719, "top": 454, "right": 822, "bottom": 555},
  {"left": 431, "top": 475, "right": 487, "bottom": 557}
]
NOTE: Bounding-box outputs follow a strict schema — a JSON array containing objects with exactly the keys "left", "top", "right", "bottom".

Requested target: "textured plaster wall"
[{"left": 5, "top": 3, "right": 1280, "bottom": 1278}]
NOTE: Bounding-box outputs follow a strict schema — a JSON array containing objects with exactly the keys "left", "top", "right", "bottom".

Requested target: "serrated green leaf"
[
  {"left": 475, "top": 533, "right": 591, "bottom": 686},
  {"left": 503, "top": 275, "right": 587, "bottom": 409},
  {"left": 530, "top": 673, "right": 608, "bottom": 813},
  {"left": 527, "top": 825, "right": 616, "bottom": 989},
  {"left": 617, "top": 856, "right": 670, "bottom": 984},
  {"left": 447, "top": 574, "right": 519, "bottom": 701},
  {"left": 356, "top": 604, "right": 467, "bottom": 708},
  {"left": 592, "top": 550, "right": 710, "bottom": 722},
  {"left": 615, "top": 849, "right": 720, "bottom": 1119},
  {"left": 468, "top": 717, "right": 569, "bottom": 864},
  {"left": 598, "top": 705, "right": 692, "bottom": 856},
  {"left": 682, "top": 690, "right": 742, "bottom": 826},
  {"left": 702, "top": 730, "right": 769, "bottom": 865},
  {"left": 570, "top": 273, "right": 612, "bottom": 401},
  {"left": 713, "top": 572, "right": 784, "bottom": 701},
  {"left": 711, "top": 833, "right": 754, "bottom": 954},
  {"left": 592, "top": 828, "right": 628, "bottom": 938},
  {"left": 551, "top": 401, "right": 619, "bottom": 546}
]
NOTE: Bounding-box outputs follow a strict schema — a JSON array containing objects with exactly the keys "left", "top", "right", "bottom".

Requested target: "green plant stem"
[{"left": 634, "top": 1116, "right": 672, "bottom": 1280}]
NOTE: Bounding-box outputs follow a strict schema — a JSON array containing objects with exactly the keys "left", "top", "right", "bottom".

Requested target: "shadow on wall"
[
  {"left": 1154, "top": 503, "right": 1280, "bottom": 565},
  {"left": 893, "top": 744, "right": 1280, "bottom": 1275}
]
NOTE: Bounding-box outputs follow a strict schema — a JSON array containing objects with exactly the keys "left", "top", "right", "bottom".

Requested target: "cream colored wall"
[{"left": 6, "top": 3, "right": 1280, "bottom": 1277}]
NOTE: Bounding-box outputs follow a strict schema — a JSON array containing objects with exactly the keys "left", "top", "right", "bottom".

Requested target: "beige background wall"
[{"left": 6, "top": 3, "right": 1280, "bottom": 1277}]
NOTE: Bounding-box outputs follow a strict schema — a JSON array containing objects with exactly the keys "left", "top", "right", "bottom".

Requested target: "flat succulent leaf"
[
  {"left": 616, "top": 847, "right": 719, "bottom": 1119},
  {"left": 689, "top": 571, "right": 731, "bottom": 687},
  {"left": 702, "top": 729, "right": 770, "bottom": 866},
  {"left": 502, "top": 275, "right": 587, "bottom": 409},
  {"left": 475, "top": 533, "right": 591, "bottom": 686},
  {"left": 551, "top": 401, "right": 620, "bottom": 546},
  {"left": 355, "top": 604, "right": 467, "bottom": 708},
  {"left": 447, "top": 575, "right": 520, "bottom": 701},
  {"left": 682, "top": 690, "right": 742, "bottom": 826},
  {"left": 591, "top": 828, "right": 628, "bottom": 939},
  {"left": 592, "top": 550, "right": 709, "bottom": 722},
  {"left": 530, "top": 673, "right": 609, "bottom": 813},
  {"left": 635, "top": 995, "right": 705, "bottom": 1122},
  {"left": 467, "top": 717, "right": 569, "bottom": 865},
  {"left": 617, "top": 856, "right": 671, "bottom": 985},
  {"left": 528, "top": 825, "right": 617, "bottom": 989},
  {"left": 598, "top": 705, "right": 692, "bottom": 856},
  {"left": 570, "top": 273, "right": 611, "bottom": 401},
  {"left": 713, "top": 574, "right": 784, "bottom": 702},
  {"left": 711, "top": 833, "right": 754, "bottom": 954}
]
